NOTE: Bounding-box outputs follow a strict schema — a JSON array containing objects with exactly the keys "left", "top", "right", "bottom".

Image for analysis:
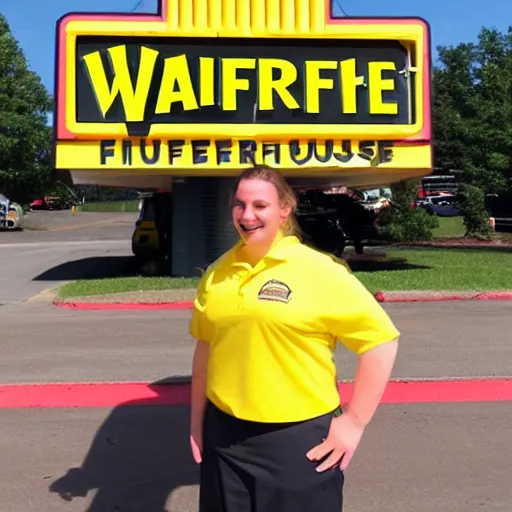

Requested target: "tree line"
[{"left": 0, "top": 12, "right": 511, "bottom": 236}]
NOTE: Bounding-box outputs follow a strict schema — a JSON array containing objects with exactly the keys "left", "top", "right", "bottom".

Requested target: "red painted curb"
[
  {"left": 374, "top": 291, "right": 512, "bottom": 303},
  {"left": 375, "top": 293, "right": 473, "bottom": 303},
  {"left": 476, "top": 291, "right": 512, "bottom": 301},
  {"left": 0, "top": 379, "right": 511, "bottom": 409},
  {"left": 53, "top": 300, "right": 194, "bottom": 310},
  {"left": 53, "top": 290, "right": 512, "bottom": 310}
]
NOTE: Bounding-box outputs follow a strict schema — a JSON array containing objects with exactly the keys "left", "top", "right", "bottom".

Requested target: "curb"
[
  {"left": 1, "top": 378, "right": 511, "bottom": 408},
  {"left": 374, "top": 291, "right": 512, "bottom": 303},
  {"left": 53, "top": 300, "right": 194, "bottom": 310},
  {"left": 52, "top": 290, "right": 512, "bottom": 310}
]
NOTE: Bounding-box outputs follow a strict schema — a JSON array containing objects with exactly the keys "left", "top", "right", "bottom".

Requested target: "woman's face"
[{"left": 232, "top": 178, "right": 290, "bottom": 247}]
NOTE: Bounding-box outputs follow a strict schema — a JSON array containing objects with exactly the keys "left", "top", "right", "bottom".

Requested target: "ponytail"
[{"left": 283, "top": 211, "right": 301, "bottom": 238}]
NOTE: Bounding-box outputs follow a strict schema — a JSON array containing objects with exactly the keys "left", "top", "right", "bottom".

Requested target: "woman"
[{"left": 189, "top": 166, "right": 400, "bottom": 512}]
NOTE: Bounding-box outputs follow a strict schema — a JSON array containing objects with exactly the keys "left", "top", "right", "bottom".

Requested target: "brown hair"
[{"left": 232, "top": 166, "right": 301, "bottom": 237}]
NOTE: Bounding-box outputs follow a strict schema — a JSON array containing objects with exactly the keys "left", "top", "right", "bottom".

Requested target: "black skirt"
[{"left": 199, "top": 401, "right": 344, "bottom": 512}]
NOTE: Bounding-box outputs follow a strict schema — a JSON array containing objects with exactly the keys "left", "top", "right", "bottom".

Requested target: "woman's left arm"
[{"left": 307, "top": 339, "right": 398, "bottom": 472}]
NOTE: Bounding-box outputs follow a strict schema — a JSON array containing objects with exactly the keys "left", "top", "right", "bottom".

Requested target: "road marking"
[
  {"left": 47, "top": 220, "right": 129, "bottom": 232},
  {"left": 0, "top": 379, "right": 510, "bottom": 409},
  {"left": 0, "top": 240, "right": 129, "bottom": 249}
]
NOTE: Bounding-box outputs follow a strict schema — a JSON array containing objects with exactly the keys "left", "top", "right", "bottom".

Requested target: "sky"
[{"left": 2, "top": 0, "right": 512, "bottom": 98}]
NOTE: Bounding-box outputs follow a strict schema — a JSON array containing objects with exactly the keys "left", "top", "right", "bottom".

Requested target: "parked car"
[
  {"left": 29, "top": 196, "right": 65, "bottom": 211},
  {"left": 0, "top": 195, "right": 24, "bottom": 231},
  {"left": 415, "top": 194, "right": 461, "bottom": 217}
]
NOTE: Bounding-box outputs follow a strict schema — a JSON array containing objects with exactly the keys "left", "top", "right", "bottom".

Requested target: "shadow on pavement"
[
  {"left": 345, "top": 256, "right": 430, "bottom": 273},
  {"left": 33, "top": 253, "right": 430, "bottom": 281},
  {"left": 49, "top": 381, "right": 199, "bottom": 511},
  {"left": 33, "top": 256, "right": 136, "bottom": 281}
]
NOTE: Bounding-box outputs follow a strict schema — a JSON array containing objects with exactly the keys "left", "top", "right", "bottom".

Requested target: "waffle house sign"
[{"left": 54, "top": 0, "right": 432, "bottom": 174}]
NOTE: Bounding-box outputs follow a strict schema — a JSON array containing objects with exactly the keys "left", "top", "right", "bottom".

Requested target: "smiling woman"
[
  {"left": 189, "top": 166, "right": 400, "bottom": 512},
  {"left": 231, "top": 167, "right": 299, "bottom": 265}
]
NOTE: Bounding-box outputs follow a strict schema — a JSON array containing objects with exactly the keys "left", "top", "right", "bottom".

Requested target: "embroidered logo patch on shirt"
[{"left": 257, "top": 280, "right": 292, "bottom": 304}]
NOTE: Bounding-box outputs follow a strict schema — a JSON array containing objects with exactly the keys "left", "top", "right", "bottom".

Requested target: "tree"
[
  {"left": 0, "top": 14, "right": 53, "bottom": 204},
  {"left": 432, "top": 26, "right": 512, "bottom": 194}
]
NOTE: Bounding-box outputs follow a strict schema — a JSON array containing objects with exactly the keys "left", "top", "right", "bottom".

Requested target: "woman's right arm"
[{"left": 190, "top": 339, "right": 210, "bottom": 464}]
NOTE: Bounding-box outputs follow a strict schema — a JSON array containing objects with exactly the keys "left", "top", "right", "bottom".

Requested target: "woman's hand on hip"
[
  {"left": 306, "top": 413, "right": 365, "bottom": 472},
  {"left": 190, "top": 429, "right": 203, "bottom": 464}
]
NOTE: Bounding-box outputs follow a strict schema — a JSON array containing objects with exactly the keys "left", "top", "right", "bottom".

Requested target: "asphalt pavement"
[
  {"left": 2, "top": 401, "right": 510, "bottom": 512},
  {"left": 1, "top": 300, "right": 512, "bottom": 385},
  {"left": 0, "top": 210, "right": 136, "bottom": 303},
  {"left": 0, "top": 212, "right": 511, "bottom": 511}
]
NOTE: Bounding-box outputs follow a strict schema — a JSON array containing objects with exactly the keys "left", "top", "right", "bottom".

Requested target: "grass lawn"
[
  {"left": 354, "top": 247, "right": 512, "bottom": 292},
  {"left": 432, "top": 216, "right": 465, "bottom": 238},
  {"left": 56, "top": 246, "right": 512, "bottom": 297},
  {"left": 57, "top": 276, "right": 199, "bottom": 298},
  {"left": 78, "top": 200, "right": 140, "bottom": 213}
]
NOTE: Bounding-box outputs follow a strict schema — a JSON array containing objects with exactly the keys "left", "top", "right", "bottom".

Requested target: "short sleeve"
[
  {"left": 189, "top": 267, "right": 213, "bottom": 343},
  {"left": 323, "top": 262, "right": 400, "bottom": 354}
]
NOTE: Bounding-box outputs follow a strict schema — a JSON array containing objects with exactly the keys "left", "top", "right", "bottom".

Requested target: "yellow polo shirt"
[{"left": 190, "top": 235, "right": 400, "bottom": 423}]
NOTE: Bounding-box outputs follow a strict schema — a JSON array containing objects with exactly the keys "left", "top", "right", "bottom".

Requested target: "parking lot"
[{"left": 0, "top": 212, "right": 511, "bottom": 511}]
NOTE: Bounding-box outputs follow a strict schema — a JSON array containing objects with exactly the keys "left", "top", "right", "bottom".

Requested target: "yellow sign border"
[{"left": 56, "top": 3, "right": 429, "bottom": 142}]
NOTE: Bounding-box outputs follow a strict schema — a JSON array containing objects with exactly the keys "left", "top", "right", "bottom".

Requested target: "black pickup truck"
[
  {"left": 295, "top": 189, "right": 379, "bottom": 256},
  {"left": 486, "top": 192, "right": 512, "bottom": 232}
]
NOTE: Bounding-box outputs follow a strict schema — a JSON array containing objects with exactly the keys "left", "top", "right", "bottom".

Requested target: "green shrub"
[
  {"left": 456, "top": 183, "right": 494, "bottom": 239},
  {"left": 378, "top": 206, "right": 439, "bottom": 242},
  {"left": 377, "top": 180, "right": 439, "bottom": 242}
]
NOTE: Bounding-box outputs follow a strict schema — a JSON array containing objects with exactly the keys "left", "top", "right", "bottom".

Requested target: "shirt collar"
[
  {"left": 230, "top": 232, "right": 300, "bottom": 267},
  {"left": 265, "top": 234, "right": 300, "bottom": 261}
]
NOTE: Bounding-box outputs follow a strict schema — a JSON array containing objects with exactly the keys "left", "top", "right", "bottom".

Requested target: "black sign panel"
[{"left": 75, "top": 36, "right": 411, "bottom": 127}]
